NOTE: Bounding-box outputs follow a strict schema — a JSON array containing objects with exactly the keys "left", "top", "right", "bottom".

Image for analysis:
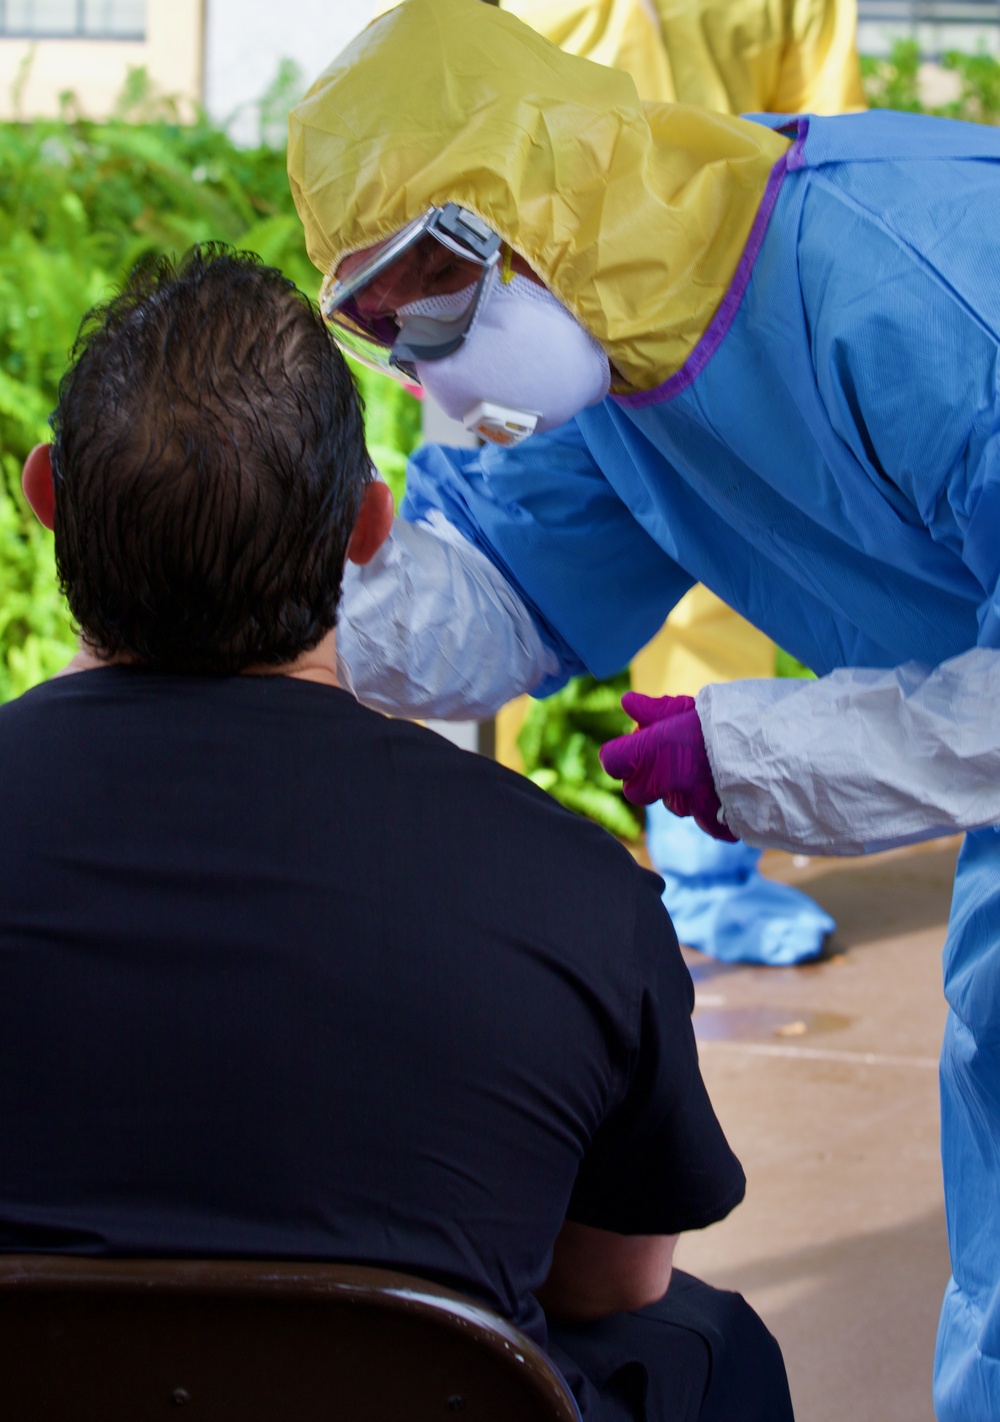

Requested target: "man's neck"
[
  {"left": 248, "top": 629, "right": 342, "bottom": 689},
  {"left": 54, "top": 629, "right": 343, "bottom": 690}
]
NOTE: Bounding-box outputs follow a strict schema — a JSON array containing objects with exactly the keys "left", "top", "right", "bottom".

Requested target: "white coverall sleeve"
[
  {"left": 337, "top": 510, "right": 558, "bottom": 720},
  {"left": 697, "top": 646, "right": 1000, "bottom": 856}
]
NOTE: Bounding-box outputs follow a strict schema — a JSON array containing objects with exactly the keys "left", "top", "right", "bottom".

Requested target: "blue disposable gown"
[{"left": 365, "top": 110, "right": 1000, "bottom": 1420}]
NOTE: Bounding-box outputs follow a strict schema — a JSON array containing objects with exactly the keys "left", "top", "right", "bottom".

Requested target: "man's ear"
[
  {"left": 346, "top": 479, "right": 394, "bottom": 566},
  {"left": 22, "top": 444, "right": 56, "bottom": 530}
]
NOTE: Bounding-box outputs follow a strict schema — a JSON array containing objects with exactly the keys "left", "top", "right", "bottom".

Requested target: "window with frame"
[
  {"left": 0, "top": 0, "right": 146, "bottom": 38},
  {"left": 857, "top": 0, "right": 1000, "bottom": 19}
]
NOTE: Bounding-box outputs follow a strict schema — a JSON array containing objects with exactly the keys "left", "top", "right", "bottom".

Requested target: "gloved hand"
[{"left": 600, "top": 692, "right": 737, "bottom": 842}]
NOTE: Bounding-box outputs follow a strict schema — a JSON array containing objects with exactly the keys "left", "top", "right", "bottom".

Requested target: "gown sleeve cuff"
[{"left": 697, "top": 652, "right": 1000, "bottom": 857}]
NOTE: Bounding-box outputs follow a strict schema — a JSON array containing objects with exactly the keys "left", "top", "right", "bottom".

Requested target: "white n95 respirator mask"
[{"left": 400, "top": 274, "right": 611, "bottom": 446}]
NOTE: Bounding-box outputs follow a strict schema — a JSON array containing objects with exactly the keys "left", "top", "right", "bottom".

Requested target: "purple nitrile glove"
[{"left": 600, "top": 692, "right": 738, "bottom": 842}]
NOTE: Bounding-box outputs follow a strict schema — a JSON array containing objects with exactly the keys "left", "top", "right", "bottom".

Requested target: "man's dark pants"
[{"left": 549, "top": 1270, "right": 794, "bottom": 1422}]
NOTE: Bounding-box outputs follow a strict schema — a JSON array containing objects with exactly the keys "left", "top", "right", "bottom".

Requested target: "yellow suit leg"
[{"left": 629, "top": 586, "right": 775, "bottom": 701}]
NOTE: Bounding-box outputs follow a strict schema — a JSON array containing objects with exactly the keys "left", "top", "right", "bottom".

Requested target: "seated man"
[{"left": 0, "top": 247, "right": 792, "bottom": 1422}]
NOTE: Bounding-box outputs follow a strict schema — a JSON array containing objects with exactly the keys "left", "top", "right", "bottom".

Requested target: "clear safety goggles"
[{"left": 319, "top": 204, "right": 502, "bottom": 381}]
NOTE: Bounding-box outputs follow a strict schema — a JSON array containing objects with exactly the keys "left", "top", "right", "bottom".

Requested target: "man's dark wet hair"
[{"left": 50, "top": 244, "right": 372, "bottom": 674}]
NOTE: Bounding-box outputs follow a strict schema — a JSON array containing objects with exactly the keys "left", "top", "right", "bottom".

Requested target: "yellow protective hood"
[
  {"left": 287, "top": 0, "right": 790, "bottom": 392},
  {"left": 500, "top": 0, "right": 864, "bottom": 114}
]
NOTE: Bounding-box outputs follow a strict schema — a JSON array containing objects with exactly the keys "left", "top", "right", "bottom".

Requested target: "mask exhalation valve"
[{"left": 462, "top": 400, "right": 540, "bottom": 446}]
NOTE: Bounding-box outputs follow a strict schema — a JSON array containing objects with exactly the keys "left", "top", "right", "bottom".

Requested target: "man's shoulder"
[
  {"left": 0, "top": 671, "right": 71, "bottom": 733},
  {"left": 0, "top": 668, "right": 662, "bottom": 939},
  {"left": 390, "top": 712, "right": 640, "bottom": 861},
  {"left": 382, "top": 710, "right": 669, "bottom": 963}
]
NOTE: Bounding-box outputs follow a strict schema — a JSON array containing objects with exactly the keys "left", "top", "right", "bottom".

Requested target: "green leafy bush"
[
  {"left": 860, "top": 38, "right": 926, "bottom": 112},
  {"left": 862, "top": 39, "right": 1000, "bottom": 125},
  {"left": 774, "top": 647, "right": 815, "bottom": 680},
  {"left": 0, "top": 79, "right": 419, "bottom": 699},
  {"left": 517, "top": 672, "right": 644, "bottom": 842},
  {"left": 944, "top": 49, "right": 1000, "bottom": 125}
]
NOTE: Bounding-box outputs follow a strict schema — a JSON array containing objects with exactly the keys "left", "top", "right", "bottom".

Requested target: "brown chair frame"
[{"left": 0, "top": 1255, "right": 582, "bottom": 1422}]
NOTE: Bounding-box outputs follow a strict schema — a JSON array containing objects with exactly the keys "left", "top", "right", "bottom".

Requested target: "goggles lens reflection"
[{"left": 320, "top": 205, "right": 501, "bottom": 380}]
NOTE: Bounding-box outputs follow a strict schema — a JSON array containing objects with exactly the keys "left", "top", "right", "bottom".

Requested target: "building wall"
[
  {"left": 0, "top": 0, "right": 203, "bottom": 120},
  {"left": 203, "top": 0, "right": 387, "bottom": 134}
]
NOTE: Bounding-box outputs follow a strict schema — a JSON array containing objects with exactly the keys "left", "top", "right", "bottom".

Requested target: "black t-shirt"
[{"left": 0, "top": 669, "right": 743, "bottom": 1368}]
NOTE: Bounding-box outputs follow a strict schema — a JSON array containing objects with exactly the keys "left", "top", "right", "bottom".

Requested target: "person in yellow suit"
[
  {"left": 497, "top": 0, "right": 861, "bottom": 963},
  {"left": 501, "top": 0, "right": 864, "bottom": 114}
]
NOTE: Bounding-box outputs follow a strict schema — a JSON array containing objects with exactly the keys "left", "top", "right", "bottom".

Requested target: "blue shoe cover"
[{"left": 646, "top": 804, "right": 835, "bottom": 966}]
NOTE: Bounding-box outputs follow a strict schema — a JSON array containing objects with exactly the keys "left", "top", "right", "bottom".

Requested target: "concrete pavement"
[{"left": 673, "top": 838, "right": 958, "bottom": 1422}]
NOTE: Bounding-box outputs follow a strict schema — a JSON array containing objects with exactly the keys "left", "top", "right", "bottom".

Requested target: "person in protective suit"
[
  {"left": 502, "top": 0, "right": 863, "bottom": 114},
  {"left": 504, "top": 0, "right": 863, "bottom": 966},
  {"left": 288, "top": 2, "right": 1000, "bottom": 1417}
]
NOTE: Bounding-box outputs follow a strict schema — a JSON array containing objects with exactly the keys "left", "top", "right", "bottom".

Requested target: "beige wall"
[{"left": 0, "top": 0, "right": 203, "bottom": 121}]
